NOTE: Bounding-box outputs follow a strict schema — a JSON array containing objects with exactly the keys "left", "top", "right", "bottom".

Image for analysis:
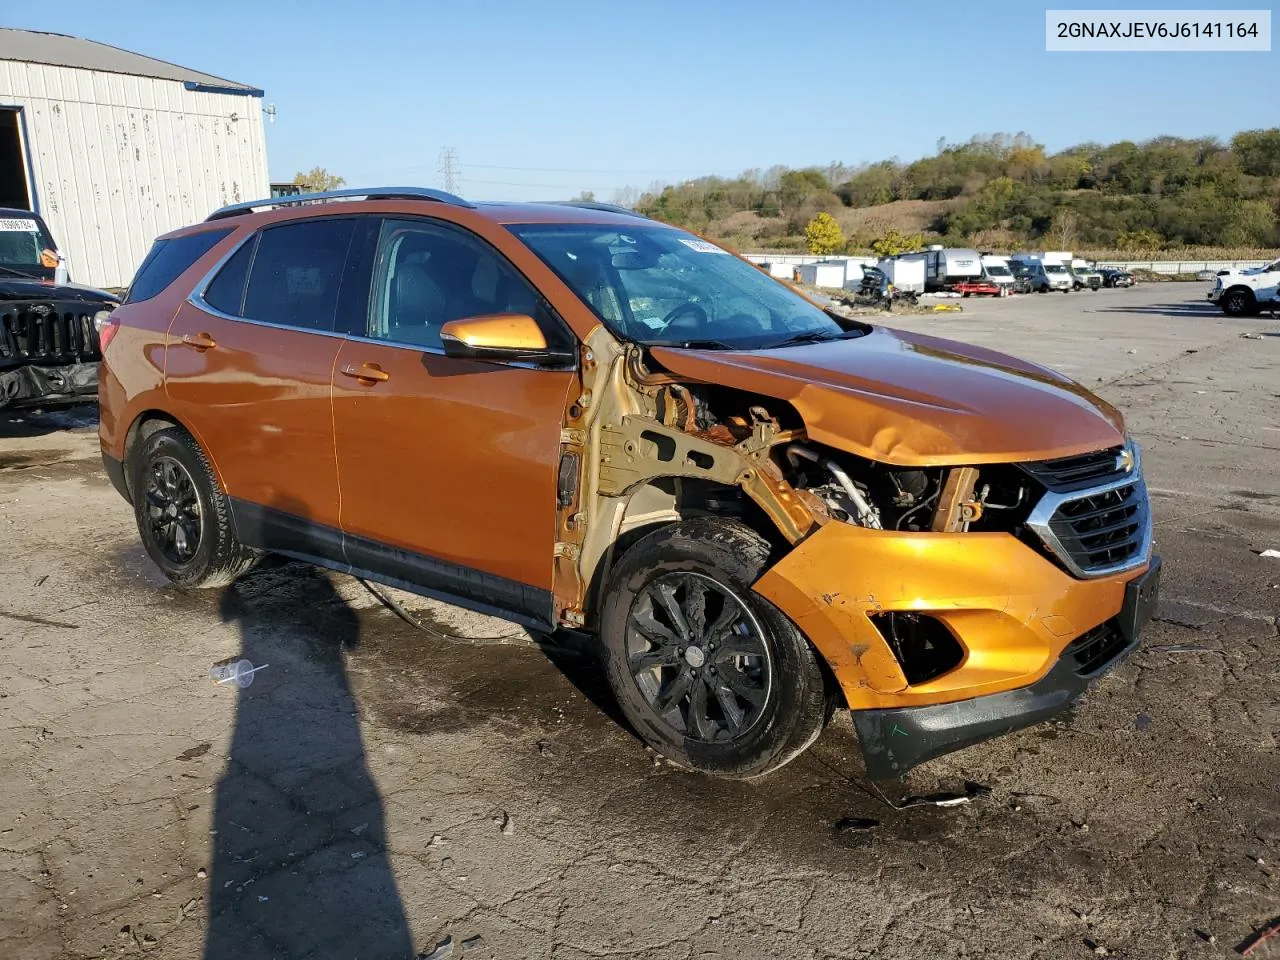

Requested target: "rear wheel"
[
  {"left": 129, "top": 427, "right": 259, "bottom": 588},
  {"left": 599, "top": 518, "right": 832, "bottom": 779},
  {"left": 1221, "top": 288, "right": 1259, "bottom": 317}
]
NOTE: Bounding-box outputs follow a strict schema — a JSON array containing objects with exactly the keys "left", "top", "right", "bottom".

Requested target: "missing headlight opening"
[{"left": 771, "top": 435, "right": 1041, "bottom": 542}]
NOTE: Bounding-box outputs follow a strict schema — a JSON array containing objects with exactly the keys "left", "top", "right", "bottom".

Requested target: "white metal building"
[{"left": 0, "top": 29, "right": 269, "bottom": 288}]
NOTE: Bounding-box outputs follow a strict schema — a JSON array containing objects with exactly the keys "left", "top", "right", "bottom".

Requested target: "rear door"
[
  {"left": 165, "top": 216, "right": 366, "bottom": 545},
  {"left": 330, "top": 215, "right": 577, "bottom": 625}
]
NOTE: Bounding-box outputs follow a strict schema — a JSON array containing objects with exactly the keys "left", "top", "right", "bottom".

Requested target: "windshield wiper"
[
  {"left": 763, "top": 330, "right": 847, "bottom": 349},
  {"left": 0, "top": 264, "right": 48, "bottom": 282}
]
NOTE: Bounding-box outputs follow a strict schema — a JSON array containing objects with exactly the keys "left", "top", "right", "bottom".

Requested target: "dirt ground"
[{"left": 2, "top": 284, "right": 1278, "bottom": 960}]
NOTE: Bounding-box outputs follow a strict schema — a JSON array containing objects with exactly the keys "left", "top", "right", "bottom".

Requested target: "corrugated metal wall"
[{"left": 0, "top": 60, "right": 268, "bottom": 288}]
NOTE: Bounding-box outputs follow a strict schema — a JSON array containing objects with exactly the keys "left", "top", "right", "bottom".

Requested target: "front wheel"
[
  {"left": 129, "top": 427, "right": 259, "bottom": 588},
  {"left": 599, "top": 518, "right": 833, "bottom": 779},
  {"left": 1221, "top": 288, "right": 1259, "bottom": 317}
]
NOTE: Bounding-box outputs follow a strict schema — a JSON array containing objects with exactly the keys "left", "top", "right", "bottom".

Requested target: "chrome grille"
[
  {"left": 1020, "top": 445, "right": 1127, "bottom": 492},
  {"left": 1025, "top": 442, "right": 1152, "bottom": 578}
]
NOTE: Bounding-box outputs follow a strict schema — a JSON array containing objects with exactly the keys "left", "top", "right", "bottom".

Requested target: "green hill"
[{"left": 635, "top": 130, "right": 1280, "bottom": 258}]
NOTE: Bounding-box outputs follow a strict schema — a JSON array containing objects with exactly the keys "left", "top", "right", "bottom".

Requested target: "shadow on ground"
[
  {"left": 203, "top": 561, "right": 413, "bottom": 960},
  {"left": 0, "top": 403, "right": 99, "bottom": 439},
  {"left": 1090, "top": 301, "right": 1221, "bottom": 318}
]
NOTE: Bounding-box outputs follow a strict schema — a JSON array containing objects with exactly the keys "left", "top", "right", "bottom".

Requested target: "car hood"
[
  {"left": 0, "top": 277, "right": 120, "bottom": 304},
  {"left": 650, "top": 326, "right": 1125, "bottom": 467}
]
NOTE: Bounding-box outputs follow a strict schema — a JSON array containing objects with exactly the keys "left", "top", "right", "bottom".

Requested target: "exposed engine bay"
[
  {"left": 554, "top": 335, "right": 1052, "bottom": 691},
  {"left": 644, "top": 377, "right": 1038, "bottom": 538}
]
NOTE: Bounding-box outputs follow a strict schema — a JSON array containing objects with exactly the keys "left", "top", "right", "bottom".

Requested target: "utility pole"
[{"left": 438, "top": 147, "right": 458, "bottom": 193}]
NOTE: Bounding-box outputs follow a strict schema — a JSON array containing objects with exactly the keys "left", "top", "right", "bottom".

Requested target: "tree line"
[{"left": 634, "top": 130, "right": 1280, "bottom": 253}]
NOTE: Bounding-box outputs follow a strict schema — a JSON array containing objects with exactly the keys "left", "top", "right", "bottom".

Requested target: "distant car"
[
  {"left": 1010, "top": 265, "right": 1036, "bottom": 294},
  {"left": 1099, "top": 268, "right": 1135, "bottom": 288}
]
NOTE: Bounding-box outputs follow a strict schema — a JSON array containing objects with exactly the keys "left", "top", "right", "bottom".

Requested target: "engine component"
[{"left": 785, "top": 444, "right": 882, "bottom": 529}]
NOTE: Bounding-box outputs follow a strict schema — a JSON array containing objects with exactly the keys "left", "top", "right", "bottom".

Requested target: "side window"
[
  {"left": 202, "top": 235, "right": 257, "bottom": 316},
  {"left": 368, "top": 219, "right": 560, "bottom": 351},
  {"left": 125, "top": 229, "right": 232, "bottom": 303},
  {"left": 240, "top": 219, "right": 357, "bottom": 332}
]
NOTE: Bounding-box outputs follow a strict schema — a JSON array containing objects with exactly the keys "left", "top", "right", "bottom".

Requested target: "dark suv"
[{"left": 0, "top": 208, "right": 118, "bottom": 412}]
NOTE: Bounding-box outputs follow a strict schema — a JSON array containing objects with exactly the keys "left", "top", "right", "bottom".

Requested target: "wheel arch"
[
  {"left": 121, "top": 409, "right": 225, "bottom": 503},
  {"left": 581, "top": 476, "right": 791, "bottom": 631}
]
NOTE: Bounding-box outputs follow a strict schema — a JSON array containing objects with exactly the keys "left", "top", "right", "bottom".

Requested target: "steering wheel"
[{"left": 658, "top": 302, "right": 709, "bottom": 339}]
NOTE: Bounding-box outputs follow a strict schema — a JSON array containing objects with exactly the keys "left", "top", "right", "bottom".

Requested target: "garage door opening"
[{"left": 0, "top": 109, "right": 33, "bottom": 210}]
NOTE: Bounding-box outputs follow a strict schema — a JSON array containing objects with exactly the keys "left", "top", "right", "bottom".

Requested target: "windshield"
[
  {"left": 509, "top": 223, "right": 850, "bottom": 349},
  {"left": 0, "top": 214, "right": 59, "bottom": 280},
  {"left": 1045, "top": 264, "right": 1069, "bottom": 274},
  {"left": 983, "top": 265, "right": 1011, "bottom": 276}
]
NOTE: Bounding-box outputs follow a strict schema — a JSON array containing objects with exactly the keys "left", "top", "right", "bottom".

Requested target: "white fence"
[{"left": 1092, "top": 259, "right": 1270, "bottom": 274}]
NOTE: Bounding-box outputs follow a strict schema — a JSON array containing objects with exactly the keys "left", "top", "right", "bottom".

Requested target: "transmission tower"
[{"left": 438, "top": 147, "right": 458, "bottom": 193}]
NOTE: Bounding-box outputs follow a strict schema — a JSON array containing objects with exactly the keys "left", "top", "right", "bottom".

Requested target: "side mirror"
[{"left": 439, "top": 313, "right": 575, "bottom": 366}]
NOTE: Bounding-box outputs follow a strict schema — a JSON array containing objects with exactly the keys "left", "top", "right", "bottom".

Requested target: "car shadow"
[
  {"left": 203, "top": 509, "right": 413, "bottom": 960},
  {"left": 1089, "top": 301, "right": 1223, "bottom": 318},
  {"left": 0, "top": 402, "right": 99, "bottom": 438}
]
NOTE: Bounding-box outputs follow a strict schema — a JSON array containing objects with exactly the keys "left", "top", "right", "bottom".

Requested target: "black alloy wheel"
[
  {"left": 625, "top": 572, "right": 771, "bottom": 743},
  {"left": 144, "top": 456, "right": 202, "bottom": 564}
]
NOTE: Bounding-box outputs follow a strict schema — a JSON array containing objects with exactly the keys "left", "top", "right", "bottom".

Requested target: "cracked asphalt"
[{"left": 1, "top": 283, "right": 1278, "bottom": 960}]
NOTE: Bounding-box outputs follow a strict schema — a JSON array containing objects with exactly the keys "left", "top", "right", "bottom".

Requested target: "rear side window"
[
  {"left": 241, "top": 219, "right": 356, "bottom": 332},
  {"left": 125, "top": 229, "right": 232, "bottom": 303},
  {"left": 203, "top": 236, "right": 257, "bottom": 316}
]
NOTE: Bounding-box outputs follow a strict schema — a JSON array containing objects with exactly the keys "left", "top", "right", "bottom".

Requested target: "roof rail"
[
  {"left": 205, "top": 186, "right": 475, "bottom": 221},
  {"left": 544, "top": 200, "right": 649, "bottom": 219}
]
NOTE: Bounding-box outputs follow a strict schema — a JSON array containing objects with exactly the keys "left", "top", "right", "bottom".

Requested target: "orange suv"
[{"left": 99, "top": 188, "right": 1160, "bottom": 780}]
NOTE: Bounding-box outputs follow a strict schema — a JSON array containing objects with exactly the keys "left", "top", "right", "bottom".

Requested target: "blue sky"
[{"left": 11, "top": 0, "right": 1278, "bottom": 202}]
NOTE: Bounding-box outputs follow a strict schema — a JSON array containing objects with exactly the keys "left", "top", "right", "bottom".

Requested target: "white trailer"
[
  {"left": 876, "top": 256, "right": 925, "bottom": 293},
  {"left": 921, "top": 246, "right": 982, "bottom": 292},
  {"left": 795, "top": 261, "right": 847, "bottom": 289}
]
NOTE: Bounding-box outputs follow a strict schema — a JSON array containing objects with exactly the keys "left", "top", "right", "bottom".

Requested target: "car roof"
[{"left": 159, "top": 196, "right": 672, "bottom": 241}]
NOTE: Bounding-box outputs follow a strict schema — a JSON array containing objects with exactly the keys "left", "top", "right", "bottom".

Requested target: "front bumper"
[
  {"left": 753, "top": 521, "right": 1156, "bottom": 772},
  {"left": 0, "top": 361, "right": 99, "bottom": 411},
  {"left": 852, "top": 556, "right": 1158, "bottom": 778}
]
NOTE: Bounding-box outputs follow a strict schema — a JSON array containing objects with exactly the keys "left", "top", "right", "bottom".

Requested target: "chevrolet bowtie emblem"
[{"left": 1116, "top": 447, "right": 1135, "bottom": 473}]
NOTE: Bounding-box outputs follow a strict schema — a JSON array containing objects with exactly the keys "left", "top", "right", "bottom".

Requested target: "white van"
[
  {"left": 1011, "top": 255, "right": 1073, "bottom": 293},
  {"left": 979, "top": 254, "right": 1016, "bottom": 293}
]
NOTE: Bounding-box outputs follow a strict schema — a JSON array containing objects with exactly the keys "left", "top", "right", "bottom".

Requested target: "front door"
[
  {"left": 165, "top": 216, "right": 362, "bottom": 539},
  {"left": 331, "top": 216, "right": 577, "bottom": 625}
]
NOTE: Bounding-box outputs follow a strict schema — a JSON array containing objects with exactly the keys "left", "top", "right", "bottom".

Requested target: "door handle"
[
  {"left": 182, "top": 332, "right": 217, "bottom": 350},
  {"left": 340, "top": 362, "right": 391, "bottom": 383}
]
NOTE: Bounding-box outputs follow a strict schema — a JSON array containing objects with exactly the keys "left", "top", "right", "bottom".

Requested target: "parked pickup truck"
[
  {"left": 0, "top": 208, "right": 118, "bottom": 412},
  {"left": 1209, "top": 257, "right": 1280, "bottom": 317},
  {"left": 1070, "top": 259, "right": 1103, "bottom": 291}
]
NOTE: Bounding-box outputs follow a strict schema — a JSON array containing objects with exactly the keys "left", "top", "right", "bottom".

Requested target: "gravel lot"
[{"left": 2, "top": 283, "right": 1278, "bottom": 960}]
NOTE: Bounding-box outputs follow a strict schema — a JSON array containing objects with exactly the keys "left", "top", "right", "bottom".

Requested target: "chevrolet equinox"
[{"left": 99, "top": 188, "right": 1161, "bottom": 780}]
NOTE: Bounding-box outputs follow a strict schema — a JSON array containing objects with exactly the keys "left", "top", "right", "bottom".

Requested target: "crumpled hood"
[{"left": 650, "top": 326, "right": 1125, "bottom": 466}]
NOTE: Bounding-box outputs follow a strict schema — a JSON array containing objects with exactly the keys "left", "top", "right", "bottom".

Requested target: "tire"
[
  {"left": 1220, "top": 288, "right": 1259, "bottom": 318},
  {"left": 599, "top": 518, "right": 833, "bottom": 779},
  {"left": 129, "top": 427, "right": 259, "bottom": 588}
]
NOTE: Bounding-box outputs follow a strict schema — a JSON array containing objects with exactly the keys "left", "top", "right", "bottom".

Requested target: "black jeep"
[{"left": 0, "top": 208, "right": 117, "bottom": 412}]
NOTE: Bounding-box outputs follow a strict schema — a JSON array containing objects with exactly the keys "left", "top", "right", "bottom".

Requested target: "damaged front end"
[
  {"left": 557, "top": 332, "right": 1156, "bottom": 779},
  {"left": 0, "top": 298, "right": 111, "bottom": 411}
]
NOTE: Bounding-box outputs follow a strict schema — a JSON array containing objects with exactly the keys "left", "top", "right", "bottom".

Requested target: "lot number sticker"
[
  {"left": 678, "top": 238, "right": 728, "bottom": 254},
  {"left": 0, "top": 218, "right": 39, "bottom": 232}
]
